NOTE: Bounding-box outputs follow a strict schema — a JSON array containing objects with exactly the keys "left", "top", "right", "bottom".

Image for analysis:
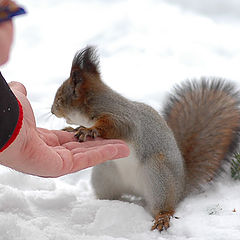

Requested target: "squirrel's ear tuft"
[
  {"left": 72, "top": 46, "right": 100, "bottom": 74},
  {"left": 71, "top": 68, "right": 83, "bottom": 85}
]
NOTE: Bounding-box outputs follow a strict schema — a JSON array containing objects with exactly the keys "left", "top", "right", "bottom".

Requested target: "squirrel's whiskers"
[{"left": 51, "top": 46, "right": 240, "bottom": 232}]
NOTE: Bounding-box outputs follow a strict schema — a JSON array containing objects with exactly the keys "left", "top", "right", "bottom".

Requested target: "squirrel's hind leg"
[{"left": 142, "top": 157, "right": 180, "bottom": 232}]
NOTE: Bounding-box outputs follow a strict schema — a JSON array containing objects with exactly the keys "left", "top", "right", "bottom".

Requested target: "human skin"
[
  {"left": 0, "top": 20, "right": 13, "bottom": 65},
  {"left": 0, "top": 81, "right": 130, "bottom": 177}
]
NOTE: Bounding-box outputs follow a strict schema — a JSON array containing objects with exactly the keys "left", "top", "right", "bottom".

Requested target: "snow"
[
  {"left": 1, "top": 0, "right": 240, "bottom": 239},
  {"left": 0, "top": 171, "right": 240, "bottom": 240}
]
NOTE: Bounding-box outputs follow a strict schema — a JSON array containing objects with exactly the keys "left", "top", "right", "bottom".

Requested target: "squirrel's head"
[{"left": 51, "top": 46, "right": 102, "bottom": 123}]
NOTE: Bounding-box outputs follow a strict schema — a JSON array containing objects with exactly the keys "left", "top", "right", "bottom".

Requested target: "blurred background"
[{"left": 1, "top": 0, "right": 240, "bottom": 128}]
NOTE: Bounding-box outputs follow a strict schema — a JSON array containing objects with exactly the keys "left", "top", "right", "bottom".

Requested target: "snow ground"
[{"left": 1, "top": 0, "right": 240, "bottom": 239}]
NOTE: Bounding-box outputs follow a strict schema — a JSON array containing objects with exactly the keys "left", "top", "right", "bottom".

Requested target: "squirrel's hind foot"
[{"left": 151, "top": 211, "right": 174, "bottom": 232}]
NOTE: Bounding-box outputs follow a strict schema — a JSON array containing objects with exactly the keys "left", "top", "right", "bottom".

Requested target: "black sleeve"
[{"left": 0, "top": 72, "right": 22, "bottom": 152}]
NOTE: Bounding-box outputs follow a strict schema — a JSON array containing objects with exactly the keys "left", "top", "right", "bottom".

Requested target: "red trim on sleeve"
[{"left": 0, "top": 99, "right": 23, "bottom": 152}]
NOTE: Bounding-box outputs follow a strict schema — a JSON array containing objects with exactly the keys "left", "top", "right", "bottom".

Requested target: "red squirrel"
[{"left": 51, "top": 46, "right": 240, "bottom": 231}]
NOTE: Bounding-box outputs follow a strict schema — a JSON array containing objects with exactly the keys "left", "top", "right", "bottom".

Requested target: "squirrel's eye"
[{"left": 57, "top": 97, "right": 61, "bottom": 105}]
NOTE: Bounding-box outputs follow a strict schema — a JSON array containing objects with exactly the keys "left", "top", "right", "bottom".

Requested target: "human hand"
[{"left": 0, "top": 81, "right": 130, "bottom": 177}]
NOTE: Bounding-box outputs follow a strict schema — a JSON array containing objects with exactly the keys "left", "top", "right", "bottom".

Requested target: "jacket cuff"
[{"left": 0, "top": 98, "right": 23, "bottom": 152}]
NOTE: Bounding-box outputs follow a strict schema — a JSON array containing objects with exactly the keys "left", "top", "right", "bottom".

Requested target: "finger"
[
  {"left": 71, "top": 146, "right": 99, "bottom": 155},
  {"left": 53, "top": 146, "right": 74, "bottom": 175},
  {"left": 63, "top": 139, "right": 128, "bottom": 150},
  {"left": 37, "top": 128, "right": 76, "bottom": 146},
  {"left": 70, "top": 143, "right": 130, "bottom": 173},
  {"left": 107, "top": 143, "right": 130, "bottom": 159},
  {"left": 37, "top": 145, "right": 108, "bottom": 177},
  {"left": 50, "top": 130, "right": 77, "bottom": 144},
  {"left": 35, "top": 142, "right": 129, "bottom": 177},
  {"left": 31, "top": 146, "right": 74, "bottom": 177},
  {"left": 71, "top": 143, "right": 129, "bottom": 156},
  {"left": 37, "top": 128, "right": 60, "bottom": 147},
  {"left": 8, "top": 81, "right": 27, "bottom": 96},
  {"left": 71, "top": 145, "right": 118, "bottom": 172}
]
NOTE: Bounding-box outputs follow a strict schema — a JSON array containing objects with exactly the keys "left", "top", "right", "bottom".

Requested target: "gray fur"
[{"left": 52, "top": 46, "right": 240, "bottom": 226}]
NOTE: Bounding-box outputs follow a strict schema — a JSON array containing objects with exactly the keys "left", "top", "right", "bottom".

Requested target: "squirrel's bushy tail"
[{"left": 163, "top": 78, "right": 240, "bottom": 190}]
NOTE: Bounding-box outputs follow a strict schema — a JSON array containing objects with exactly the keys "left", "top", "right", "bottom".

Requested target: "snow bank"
[{"left": 0, "top": 167, "right": 240, "bottom": 240}]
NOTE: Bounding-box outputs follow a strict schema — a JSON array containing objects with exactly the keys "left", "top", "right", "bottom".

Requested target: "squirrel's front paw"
[
  {"left": 75, "top": 126, "right": 100, "bottom": 142},
  {"left": 151, "top": 211, "right": 174, "bottom": 232}
]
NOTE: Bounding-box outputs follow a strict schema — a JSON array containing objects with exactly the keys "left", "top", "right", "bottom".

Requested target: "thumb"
[
  {"left": 31, "top": 146, "right": 74, "bottom": 177},
  {"left": 8, "top": 81, "right": 27, "bottom": 96}
]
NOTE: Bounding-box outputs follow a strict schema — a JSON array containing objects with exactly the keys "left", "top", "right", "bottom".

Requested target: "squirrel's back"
[{"left": 163, "top": 78, "right": 240, "bottom": 190}]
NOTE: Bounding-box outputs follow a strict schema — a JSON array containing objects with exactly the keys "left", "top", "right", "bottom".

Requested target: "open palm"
[{"left": 0, "top": 82, "right": 129, "bottom": 177}]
